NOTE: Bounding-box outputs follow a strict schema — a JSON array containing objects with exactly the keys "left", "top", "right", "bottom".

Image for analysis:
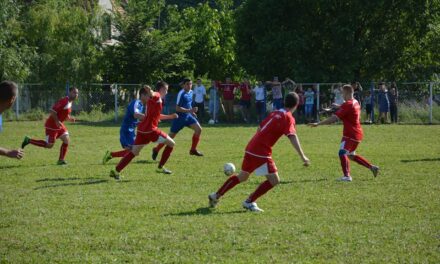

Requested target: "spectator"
[
  {"left": 363, "top": 90, "right": 372, "bottom": 123},
  {"left": 208, "top": 81, "right": 220, "bottom": 124},
  {"left": 332, "top": 83, "right": 344, "bottom": 106},
  {"left": 389, "top": 83, "right": 398, "bottom": 123},
  {"left": 0, "top": 81, "right": 24, "bottom": 159},
  {"left": 238, "top": 78, "right": 252, "bottom": 123},
  {"left": 267, "top": 76, "right": 283, "bottom": 110},
  {"left": 253, "top": 81, "right": 266, "bottom": 123},
  {"left": 295, "top": 84, "right": 305, "bottom": 122},
  {"left": 351, "top": 81, "right": 363, "bottom": 106},
  {"left": 193, "top": 78, "right": 206, "bottom": 122},
  {"left": 304, "top": 86, "right": 315, "bottom": 122},
  {"left": 377, "top": 82, "right": 390, "bottom": 124},
  {"left": 219, "top": 77, "right": 237, "bottom": 123}
]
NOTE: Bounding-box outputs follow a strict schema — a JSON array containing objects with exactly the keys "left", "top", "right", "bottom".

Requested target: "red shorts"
[
  {"left": 134, "top": 129, "right": 168, "bottom": 146},
  {"left": 340, "top": 137, "right": 360, "bottom": 154},
  {"left": 45, "top": 126, "right": 68, "bottom": 144},
  {"left": 241, "top": 152, "right": 278, "bottom": 176}
]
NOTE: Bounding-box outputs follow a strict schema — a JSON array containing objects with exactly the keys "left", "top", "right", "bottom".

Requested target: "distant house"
[{"left": 99, "top": 0, "right": 125, "bottom": 46}]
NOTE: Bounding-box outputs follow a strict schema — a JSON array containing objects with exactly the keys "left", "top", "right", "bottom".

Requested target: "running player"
[
  {"left": 308, "top": 84, "right": 379, "bottom": 182},
  {"left": 21, "top": 87, "right": 79, "bottom": 165},
  {"left": 110, "top": 82, "right": 178, "bottom": 179},
  {"left": 151, "top": 77, "right": 203, "bottom": 160},
  {"left": 208, "top": 92, "right": 310, "bottom": 212},
  {"left": 102, "top": 88, "right": 148, "bottom": 164}
]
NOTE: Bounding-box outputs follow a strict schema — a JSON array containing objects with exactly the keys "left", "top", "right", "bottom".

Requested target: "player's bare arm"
[
  {"left": 0, "top": 147, "right": 24, "bottom": 159},
  {"left": 133, "top": 112, "right": 145, "bottom": 120},
  {"left": 288, "top": 134, "right": 310, "bottom": 166},
  {"left": 308, "top": 115, "right": 339, "bottom": 127},
  {"left": 160, "top": 113, "right": 178, "bottom": 120}
]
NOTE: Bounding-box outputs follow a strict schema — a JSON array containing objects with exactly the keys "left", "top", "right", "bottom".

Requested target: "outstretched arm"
[
  {"left": 160, "top": 113, "right": 178, "bottom": 120},
  {"left": 308, "top": 115, "right": 339, "bottom": 127},
  {"left": 133, "top": 112, "right": 145, "bottom": 120},
  {"left": 288, "top": 134, "right": 310, "bottom": 166},
  {"left": 0, "top": 147, "right": 24, "bottom": 159}
]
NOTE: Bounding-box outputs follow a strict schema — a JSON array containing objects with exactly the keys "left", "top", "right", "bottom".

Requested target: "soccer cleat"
[
  {"left": 337, "top": 176, "right": 353, "bottom": 182},
  {"left": 110, "top": 169, "right": 121, "bottom": 180},
  {"left": 208, "top": 192, "right": 219, "bottom": 208},
  {"left": 189, "top": 149, "right": 204, "bottom": 156},
  {"left": 57, "top": 160, "right": 68, "bottom": 166},
  {"left": 242, "top": 201, "right": 264, "bottom": 212},
  {"left": 371, "top": 165, "right": 380, "bottom": 177},
  {"left": 102, "top": 151, "right": 112, "bottom": 164},
  {"left": 152, "top": 149, "right": 159, "bottom": 161},
  {"left": 156, "top": 167, "right": 172, "bottom": 174},
  {"left": 21, "top": 136, "right": 31, "bottom": 149}
]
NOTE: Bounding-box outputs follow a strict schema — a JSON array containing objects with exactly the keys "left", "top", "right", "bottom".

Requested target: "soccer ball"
[
  {"left": 223, "top": 163, "right": 236, "bottom": 176},
  {"left": 208, "top": 119, "right": 215, "bottom": 125}
]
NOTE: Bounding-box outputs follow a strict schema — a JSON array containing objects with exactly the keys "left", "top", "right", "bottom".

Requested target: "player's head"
[
  {"left": 196, "top": 78, "right": 202, "bottom": 86},
  {"left": 342, "top": 84, "right": 354, "bottom": 100},
  {"left": 68, "top": 87, "right": 79, "bottom": 101},
  {"left": 139, "top": 85, "right": 153, "bottom": 103},
  {"left": 284, "top": 92, "right": 299, "bottom": 111},
  {"left": 155, "top": 81, "right": 169, "bottom": 98},
  {"left": 0, "top": 80, "right": 18, "bottom": 114},
  {"left": 181, "top": 78, "right": 192, "bottom": 91}
]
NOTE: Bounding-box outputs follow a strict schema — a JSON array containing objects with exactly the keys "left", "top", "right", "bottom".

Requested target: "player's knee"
[
  {"left": 348, "top": 154, "right": 355, "bottom": 160},
  {"left": 237, "top": 171, "right": 250, "bottom": 182},
  {"left": 46, "top": 143, "right": 54, "bottom": 149},
  {"left": 338, "top": 149, "right": 348, "bottom": 157}
]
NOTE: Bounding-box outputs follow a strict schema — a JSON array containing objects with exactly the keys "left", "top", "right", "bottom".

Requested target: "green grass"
[{"left": 0, "top": 121, "right": 439, "bottom": 263}]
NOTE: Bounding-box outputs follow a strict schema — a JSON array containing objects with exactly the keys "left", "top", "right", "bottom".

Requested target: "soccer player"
[
  {"left": 208, "top": 92, "right": 310, "bottom": 212},
  {"left": 21, "top": 87, "right": 79, "bottom": 165},
  {"left": 102, "top": 88, "right": 148, "bottom": 164},
  {"left": 308, "top": 84, "right": 379, "bottom": 182},
  {"left": 0, "top": 81, "right": 24, "bottom": 159},
  {"left": 110, "top": 82, "right": 178, "bottom": 179},
  {"left": 151, "top": 77, "right": 203, "bottom": 160}
]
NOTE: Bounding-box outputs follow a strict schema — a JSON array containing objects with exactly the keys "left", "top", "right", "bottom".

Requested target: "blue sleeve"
[{"left": 176, "top": 90, "right": 184, "bottom": 107}]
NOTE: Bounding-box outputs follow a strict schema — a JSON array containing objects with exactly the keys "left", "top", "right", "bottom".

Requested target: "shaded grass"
[{"left": 0, "top": 121, "right": 439, "bottom": 263}]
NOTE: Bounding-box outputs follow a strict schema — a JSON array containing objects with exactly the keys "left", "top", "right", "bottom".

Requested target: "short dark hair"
[
  {"left": 139, "top": 85, "right": 153, "bottom": 97},
  {"left": 181, "top": 77, "right": 191, "bottom": 84},
  {"left": 0, "top": 81, "right": 18, "bottom": 103},
  {"left": 155, "top": 81, "right": 168, "bottom": 91},
  {"left": 69, "top": 86, "right": 78, "bottom": 92},
  {"left": 284, "top": 92, "right": 299, "bottom": 108}
]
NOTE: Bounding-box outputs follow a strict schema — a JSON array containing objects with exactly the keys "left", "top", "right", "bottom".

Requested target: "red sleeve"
[
  {"left": 335, "top": 103, "right": 348, "bottom": 120},
  {"left": 52, "top": 97, "right": 68, "bottom": 113},
  {"left": 284, "top": 114, "right": 296, "bottom": 136}
]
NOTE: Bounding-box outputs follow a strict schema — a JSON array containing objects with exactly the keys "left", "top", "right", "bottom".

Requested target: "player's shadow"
[
  {"left": 135, "top": 160, "right": 157, "bottom": 164},
  {"left": 34, "top": 177, "right": 109, "bottom": 190},
  {"left": 0, "top": 164, "right": 22, "bottom": 169},
  {"left": 400, "top": 157, "right": 440, "bottom": 163},
  {"left": 279, "top": 178, "right": 328, "bottom": 185},
  {"left": 165, "top": 207, "right": 246, "bottom": 217}
]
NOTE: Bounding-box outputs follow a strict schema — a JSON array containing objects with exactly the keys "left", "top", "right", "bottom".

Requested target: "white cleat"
[
  {"left": 371, "top": 165, "right": 379, "bottom": 177},
  {"left": 337, "top": 176, "right": 353, "bottom": 182},
  {"left": 242, "top": 201, "right": 264, "bottom": 212},
  {"left": 208, "top": 192, "right": 219, "bottom": 208}
]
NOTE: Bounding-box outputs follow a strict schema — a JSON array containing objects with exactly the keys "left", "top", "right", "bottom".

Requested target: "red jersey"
[
  {"left": 45, "top": 96, "right": 72, "bottom": 129},
  {"left": 240, "top": 83, "right": 252, "bottom": 101},
  {"left": 335, "top": 99, "right": 363, "bottom": 141},
  {"left": 137, "top": 92, "right": 163, "bottom": 133},
  {"left": 220, "top": 82, "right": 237, "bottom": 100},
  {"left": 245, "top": 109, "right": 296, "bottom": 158}
]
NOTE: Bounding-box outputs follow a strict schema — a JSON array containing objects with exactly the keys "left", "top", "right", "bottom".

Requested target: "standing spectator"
[
  {"left": 253, "top": 81, "right": 266, "bottom": 123},
  {"left": 295, "top": 84, "right": 305, "bottom": 122},
  {"left": 351, "top": 81, "right": 363, "bottom": 106},
  {"left": 304, "top": 87, "right": 315, "bottom": 122},
  {"left": 0, "top": 81, "right": 24, "bottom": 159},
  {"left": 363, "top": 90, "right": 373, "bottom": 123},
  {"left": 377, "top": 82, "right": 390, "bottom": 124},
  {"left": 389, "top": 83, "right": 398, "bottom": 123},
  {"left": 193, "top": 78, "right": 206, "bottom": 122},
  {"left": 267, "top": 77, "right": 283, "bottom": 110},
  {"left": 219, "top": 77, "right": 237, "bottom": 123},
  {"left": 238, "top": 78, "right": 252, "bottom": 123},
  {"left": 332, "top": 83, "right": 344, "bottom": 106},
  {"left": 208, "top": 81, "right": 220, "bottom": 124}
]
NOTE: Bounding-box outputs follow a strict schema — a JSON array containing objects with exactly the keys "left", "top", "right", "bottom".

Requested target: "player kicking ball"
[
  {"left": 208, "top": 92, "right": 310, "bottom": 212},
  {"left": 21, "top": 87, "right": 79, "bottom": 165},
  {"left": 102, "top": 87, "right": 148, "bottom": 164},
  {"left": 110, "top": 82, "right": 178, "bottom": 180},
  {"left": 308, "top": 84, "right": 379, "bottom": 182}
]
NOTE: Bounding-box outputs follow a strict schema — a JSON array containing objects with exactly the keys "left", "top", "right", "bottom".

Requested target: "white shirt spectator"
[
  {"left": 194, "top": 85, "right": 206, "bottom": 103},
  {"left": 253, "top": 85, "right": 265, "bottom": 101},
  {"left": 333, "top": 88, "right": 344, "bottom": 105}
]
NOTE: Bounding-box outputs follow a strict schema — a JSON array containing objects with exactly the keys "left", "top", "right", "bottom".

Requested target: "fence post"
[
  {"left": 114, "top": 84, "right": 118, "bottom": 122},
  {"left": 15, "top": 84, "right": 20, "bottom": 120},
  {"left": 370, "top": 81, "right": 375, "bottom": 123},
  {"left": 429, "top": 82, "right": 433, "bottom": 125},
  {"left": 316, "top": 83, "right": 320, "bottom": 122}
]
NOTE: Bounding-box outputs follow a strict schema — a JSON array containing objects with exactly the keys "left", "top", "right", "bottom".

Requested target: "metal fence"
[{"left": 4, "top": 81, "right": 440, "bottom": 125}]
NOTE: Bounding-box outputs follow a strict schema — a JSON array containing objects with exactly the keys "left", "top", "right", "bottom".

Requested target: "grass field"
[{"left": 1, "top": 121, "right": 439, "bottom": 263}]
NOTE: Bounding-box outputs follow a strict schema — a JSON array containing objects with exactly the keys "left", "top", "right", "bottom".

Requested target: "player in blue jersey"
[
  {"left": 152, "top": 77, "right": 204, "bottom": 159},
  {"left": 102, "top": 88, "right": 148, "bottom": 164}
]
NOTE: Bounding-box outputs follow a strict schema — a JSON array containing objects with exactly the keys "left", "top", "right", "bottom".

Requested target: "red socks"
[
  {"left": 159, "top": 146, "right": 173, "bottom": 168},
  {"left": 154, "top": 143, "right": 165, "bottom": 153},
  {"left": 59, "top": 143, "right": 68, "bottom": 161},
  {"left": 111, "top": 149, "right": 130, "bottom": 158},
  {"left": 116, "top": 152, "right": 135, "bottom": 172},
  {"left": 248, "top": 180, "right": 274, "bottom": 202},
  {"left": 352, "top": 155, "right": 372, "bottom": 169},
  {"left": 30, "top": 139, "right": 47, "bottom": 147},
  {"left": 191, "top": 134, "right": 200, "bottom": 151},
  {"left": 340, "top": 154, "right": 350, "bottom": 176},
  {"left": 217, "top": 175, "right": 240, "bottom": 197}
]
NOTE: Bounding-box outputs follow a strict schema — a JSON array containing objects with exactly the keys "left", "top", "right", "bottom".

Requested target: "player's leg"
[
  {"left": 57, "top": 133, "right": 70, "bottom": 165},
  {"left": 346, "top": 143, "right": 379, "bottom": 177},
  {"left": 209, "top": 170, "right": 249, "bottom": 208},
  {"left": 338, "top": 140, "right": 352, "bottom": 181},
  {"left": 189, "top": 120, "right": 203, "bottom": 156},
  {"left": 157, "top": 134, "right": 176, "bottom": 174},
  {"left": 152, "top": 118, "right": 181, "bottom": 159},
  {"left": 22, "top": 128, "right": 55, "bottom": 149},
  {"left": 111, "top": 134, "right": 146, "bottom": 179}
]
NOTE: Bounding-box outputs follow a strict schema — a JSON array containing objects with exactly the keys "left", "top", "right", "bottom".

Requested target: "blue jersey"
[
  {"left": 121, "top": 99, "right": 144, "bottom": 129},
  {"left": 176, "top": 89, "right": 193, "bottom": 118}
]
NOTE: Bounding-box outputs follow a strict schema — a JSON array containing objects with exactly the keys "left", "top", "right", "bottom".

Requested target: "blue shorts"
[
  {"left": 272, "top": 98, "right": 283, "bottom": 110},
  {"left": 305, "top": 104, "right": 314, "bottom": 115},
  {"left": 120, "top": 127, "right": 136, "bottom": 148},
  {"left": 170, "top": 114, "right": 198, "bottom": 134}
]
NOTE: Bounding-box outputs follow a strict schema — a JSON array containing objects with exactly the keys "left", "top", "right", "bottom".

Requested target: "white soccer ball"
[
  {"left": 223, "top": 163, "right": 236, "bottom": 176},
  {"left": 208, "top": 119, "right": 215, "bottom": 125}
]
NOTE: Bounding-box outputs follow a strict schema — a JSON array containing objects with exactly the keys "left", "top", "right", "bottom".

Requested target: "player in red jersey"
[
  {"left": 308, "top": 84, "right": 379, "bottom": 182},
  {"left": 21, "top": 87, "right": 79, "bottom": 165},
  {"left": 110, "top": 82, "right": 178, "bottom": 179},
  {"left": 208, "top": 92, "right": 310, "bottom": 212}
]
